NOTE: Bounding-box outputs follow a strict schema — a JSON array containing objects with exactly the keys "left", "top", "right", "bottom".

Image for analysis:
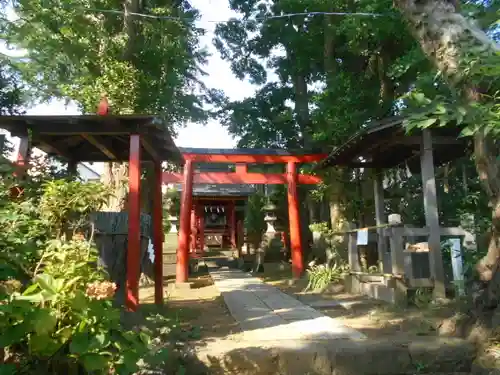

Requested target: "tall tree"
[
  {"left": 393, "top": 0, "right": 499, "bottom": 330},
  {"left": 1, "top": 0, "right": 210, "bottom": 210},
  {"left": 214, "top": 0, "right": 428, "bottom": 231}
]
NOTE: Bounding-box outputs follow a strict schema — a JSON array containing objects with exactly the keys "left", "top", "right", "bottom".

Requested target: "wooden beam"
[
  {"left": 26, "top": 121, "right": 138, "bottom": 135},
  {"left": 81, "top": 133, "right": 118, "bottom": 160},
  {"left": 420, "top": 129, "right": 446, "bottom": 299},
  {"left": 235, "top": 163, "right": 247, "bottom": 174},
  {"left": 373, "top": 169, "right": 387, "bottom": 272},
  {"left": 163, "top": 171, "right": 321, "bottom": 185},
  {"left": 192, "top": 196, "right": 249, "bottom": 201},
  {"left": 141, "top": 138, "right": 160, "bottom": 161},
  {"left": 182, "top": 152, "right": 328, "bottom": 163}
]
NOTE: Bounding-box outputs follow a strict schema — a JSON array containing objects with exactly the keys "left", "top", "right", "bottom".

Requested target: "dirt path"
[
  {"left": 259, "top": 263, "right": 458, "bottom": 340},
  {"left": 137, "top": 265, "right": 479, "bottom": 374},
  {"left": 141, "top": 274, "right": 240, "bottom": 342}
]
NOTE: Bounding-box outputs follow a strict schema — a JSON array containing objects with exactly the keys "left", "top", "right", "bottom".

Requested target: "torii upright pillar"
[
  {"left": 176, "top": 160, "right": 194, "bottom": 283},
  {"left": 287, "top": 161, "right": 304, "bottom": 278}
]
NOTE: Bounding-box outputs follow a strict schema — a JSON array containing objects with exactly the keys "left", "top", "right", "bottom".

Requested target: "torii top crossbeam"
[{"left": 178, "top": 147, "right": 327, "bottom": 164}]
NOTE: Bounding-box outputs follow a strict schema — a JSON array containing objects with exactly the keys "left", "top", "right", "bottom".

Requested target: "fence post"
[
  {"left": 388, "top": 214, "right": 405, "bottom": 276},
  {"left": 347, "top": 223, "right": 360, "bottom": 272}
]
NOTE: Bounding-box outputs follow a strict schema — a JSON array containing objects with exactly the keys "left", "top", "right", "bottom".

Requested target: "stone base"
[
  {"left": 252, "top": 263, "right": 264, "bottom": 273},
  {"left": 174, "top": 282, "right": 193, "bottom": 291},
  {"left": 192, "top": 260, "right": 209, "bottom": 274},
  {"left": 344, "top": 274, "right": 407, "bottom": 305}
]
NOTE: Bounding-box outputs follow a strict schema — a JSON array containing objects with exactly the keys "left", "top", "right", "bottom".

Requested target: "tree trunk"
[
  {"left": 393, "top": 0, "right": 500, "bottom": 334},
  {"left": 101, "top": 162, "right": 129, "bottom": 211},
  {"left": 100, "top": 0, "right": 144, "bottom": 212}
]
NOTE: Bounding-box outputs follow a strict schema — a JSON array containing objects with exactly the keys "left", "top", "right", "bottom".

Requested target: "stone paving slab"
[{"left": 210, "top": 268, "right": 366, "bottom": 341}]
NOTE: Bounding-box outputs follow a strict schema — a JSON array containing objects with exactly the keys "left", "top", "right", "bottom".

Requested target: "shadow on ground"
[{"left": 135, "top": 264, "right": 496, "bottom": 375}]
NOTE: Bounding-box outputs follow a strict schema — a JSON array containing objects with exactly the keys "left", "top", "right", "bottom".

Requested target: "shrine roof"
[
  {"left": 0, "top": 115, "right": 182, "bottom": 163},
  {"left": 318, "top": 116, "right": 471, "bottom": 171}
]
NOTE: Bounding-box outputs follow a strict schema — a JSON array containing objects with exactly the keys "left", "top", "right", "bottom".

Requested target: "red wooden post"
[
  {"left": 176, "top": 159, "right": 194, "bottom": 283},
  {"left": 199, "top": 204, "right": 205, "bottom": 254},
  {"left": 12, "top": 135, "right": 30, "bottom": 187},
  {"left": 152, "top": 161, "right": 163, "bottom": 305},
  {"left": 229, "top": 200, "right": 236, "bottom": 249},
  {"left": 126, "top": 134, "right": 141, "bottom": 311},
  {"left": 287, "top": 161, "right": 304, "bottom": 278},
  {"left": 190, "top": 205, "right": 197, "bottom": 252},
  {"left": 16, "top": 135, "right": 30, "bottom": 174}
]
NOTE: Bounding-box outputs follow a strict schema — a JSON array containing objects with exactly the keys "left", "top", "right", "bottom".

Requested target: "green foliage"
[
  {"left": 244, "top": 191, "right": 266, "bottom": 246},
  {"left": 164, "top": 187, "right": 181, "bottom": 217},
  {"left": 214, "top": 0, "right": 422, "bottom": 151},
  {"left": 0, "top": 159, "right": 174, "bottom": 373},
  {"left": 1, "top": 240, "right": 154, "bottom": 374},
  {"left": 305, "top": 263, "right": 348, "bottom": 292},
  {"left": 2, "top": 0, "right": 210, "bottom": 128},
  {"left": 309, "top": 222, "right": 331, "bottom": 235},
  {"left": 0, "top": 58, "right": 26, "bottom": 115},
  {"left": 39, "top": 180, "right": 111, "bottom": 237}
]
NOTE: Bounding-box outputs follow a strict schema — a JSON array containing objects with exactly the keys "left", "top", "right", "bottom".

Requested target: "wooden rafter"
[{"left": 81, "top": 133, "right": 118, "bottom": 160}]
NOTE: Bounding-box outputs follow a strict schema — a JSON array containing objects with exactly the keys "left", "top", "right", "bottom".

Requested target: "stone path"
[{"left": 209, "top": 268, "right": 365, "bottom": 341}]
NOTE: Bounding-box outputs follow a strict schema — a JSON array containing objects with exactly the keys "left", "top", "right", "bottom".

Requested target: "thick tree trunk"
[
  {"left": 101, "top": 162, "right": 129, "bottom": 211},
  {"left": 393, "top": 0, "right": 500, "bottom": 335}
]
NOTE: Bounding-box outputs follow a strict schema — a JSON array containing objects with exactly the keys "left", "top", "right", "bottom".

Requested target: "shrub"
[
  {"left": 0, "top": 170, "right": 171, "bottom": 374},
  {"left": 305, "top": 262, "right": 349, "bottom": 292}
]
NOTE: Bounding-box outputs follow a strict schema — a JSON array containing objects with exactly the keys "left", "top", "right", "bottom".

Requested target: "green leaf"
[
  {"left": 70, "top": 332, "right": 90, "bottom": 354},
  {"left": 89, "top": 331, "right": 111, "bottom": 350},
  {"left": 22, "top": 283, "right": 40, "bottom": 295},
  {"left": 56, "top": 326, "right": 73, "bottom": 343},
  {"left": 70, "top": 290, "right": 88, "bottom": 311},
  {"left": 418, "top": 118, "right": 438, "bottom": 128},
  {"left": 29, "top": 333, "right": 60, "bottom": 356},
  {"left": 139, "top": 331, "right": 151, "bottom": 345},
  {"left": 433, "top": 103, "right": 446, "bottom": 115},
  {"left": 0, "top": 364, "right": 18, "bottom": 375},
  {"left": 81, "top": 353, "right": 110, "bottom": 372},
  {"left": 0, "top": 322, "right": 29, "bottom": 347},
  {"left": 460, "top": 127, "right": 475, "bottom": 137},
  {"left": 14, "top": 292, "right": 45, "bottom": 303},
  {"left": 64, "top": 276, "right": 83, "bottom": 291},
  {"left": 34, "top": 274, "right": 57, "bottom": 295},
  {"left": 32, "top": 308, "right": 58, "bottom": 335}
]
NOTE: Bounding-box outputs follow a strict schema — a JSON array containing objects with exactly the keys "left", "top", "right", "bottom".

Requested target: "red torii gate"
[{"left": 163, "top": 148, "right": 327, "bottom": 283}]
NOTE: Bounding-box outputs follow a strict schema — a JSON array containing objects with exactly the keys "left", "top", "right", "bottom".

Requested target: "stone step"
[{"left": 192, "top": 337, "right": 475, "bottom": 375}]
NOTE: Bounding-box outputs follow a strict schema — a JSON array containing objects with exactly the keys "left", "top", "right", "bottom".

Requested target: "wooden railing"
[{"left": 343, "top": 222, "right": 473, "bottom": 289}]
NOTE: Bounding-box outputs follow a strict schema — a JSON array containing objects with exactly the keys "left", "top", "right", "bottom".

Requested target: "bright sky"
[{"left": 1, "top": 0, "right": 258, "bottom": 171}]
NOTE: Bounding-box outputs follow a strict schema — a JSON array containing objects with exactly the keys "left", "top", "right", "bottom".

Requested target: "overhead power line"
[{"left": 66, "top": 7, "right": 385, "bottom": 23}]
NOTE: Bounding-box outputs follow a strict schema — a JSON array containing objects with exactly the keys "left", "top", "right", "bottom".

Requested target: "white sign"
[
  {"left": 449, "top": 238, "right": 465, "bottom": 296},
  {"left": 357, "top": 228, "right": 368, "bottom": 246}
]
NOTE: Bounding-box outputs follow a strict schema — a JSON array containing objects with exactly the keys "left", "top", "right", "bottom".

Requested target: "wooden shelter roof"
[
  {"left": 0, "top": 115, "right": 182, "bottom": 163},
  {"left": 318, "top": 116, "right": 471, "bottom": 171}
]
